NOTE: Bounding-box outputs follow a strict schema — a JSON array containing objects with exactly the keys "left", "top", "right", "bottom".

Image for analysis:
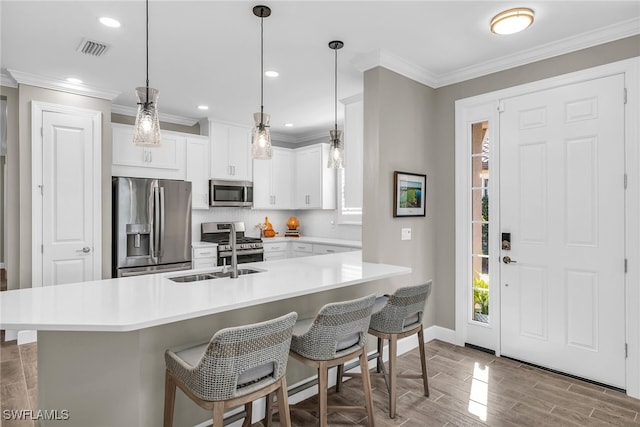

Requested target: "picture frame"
[{"left": 393, "top": 171, "right": 426, "bottom": 217}]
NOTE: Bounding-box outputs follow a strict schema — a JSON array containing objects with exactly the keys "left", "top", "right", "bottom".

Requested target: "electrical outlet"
[{"left": 401, "top": 228, "right": 412, "bottom": 241}]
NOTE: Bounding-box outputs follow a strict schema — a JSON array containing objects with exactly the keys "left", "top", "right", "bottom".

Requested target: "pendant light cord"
[
  {"left": 145, "top": 0, "right": 150, "bottom": 105},
  {"left": 260, "top": 12, "right": 264, "bottom": 126},
  {"left": 334, "top": 46, "right": 338, "bottom": 135}
]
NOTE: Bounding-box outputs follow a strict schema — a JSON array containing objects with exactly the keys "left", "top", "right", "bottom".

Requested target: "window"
[{"left": 471, "top": 121, "right": 490, "bottom": 323}]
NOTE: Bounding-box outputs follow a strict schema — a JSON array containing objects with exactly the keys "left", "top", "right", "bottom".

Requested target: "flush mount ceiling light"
[
  {"left": 251, "top": 5, "right": 273, "bottom": 160},
  {"left": 265, "top": 70, "right": 279, "bottom": 78},
  {"left": 133, "top": 0, "right": 161, "bottom": 146},
  {"left": 197, "top": 105, "right": 209, "bottom": 110},
  {"left": 327, "top": 40, "right": 345, "bottom": 169},
  {"left": 490, "top": 7, "right": 534, "bottom": 35}
]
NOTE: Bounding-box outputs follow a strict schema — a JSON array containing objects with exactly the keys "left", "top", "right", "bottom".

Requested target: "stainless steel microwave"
[{"left": 209, "top": 180, "right": 253, "bottom": 207}]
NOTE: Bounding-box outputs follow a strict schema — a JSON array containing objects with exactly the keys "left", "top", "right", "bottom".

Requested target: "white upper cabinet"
[
  {"left": 185, "top": 136, "right": 210, "bottom": 210},
  {"left": 112, "top": 123, "right": 185, "bottom": 180},
  {"left": 210, "top": 121, "right": 252, "bottom": 181},
  {"left": 253, "top": 147, "right": 292, "bottom": 209},
  {"left": 294, "top": 143, "right": 336, "bottom": 210}
]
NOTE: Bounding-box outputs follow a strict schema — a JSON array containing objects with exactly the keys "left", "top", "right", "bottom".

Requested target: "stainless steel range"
[{"left": 201, "top": 222, "right": 264, "bottom": 265}]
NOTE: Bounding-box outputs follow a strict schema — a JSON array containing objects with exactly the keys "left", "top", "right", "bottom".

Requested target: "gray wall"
[
  {"left": 359, "top": 35, "right": 640, "bottom": 331},
  {"left": 362, "top": 67, "right": 438, "bottom": 326}
]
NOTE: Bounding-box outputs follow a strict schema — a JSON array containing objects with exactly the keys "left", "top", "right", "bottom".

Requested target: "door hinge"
[
  {"left": 624, "top": 173, "right": 628, "bottom": 190},
  {"left": 497, "top": 100, "right": 505, "bottom": 113},
  {"left": 626, "top": 343, "right": 628, "bottom": 358},
  {"left": 41, "top": 244, "right": 43, "bottom": 254},
  {"left": 40, "top": 127, "right": 43, "bottom": 137},
  {"left": 624, "top": 88, "right": 628, "bottom": 105},
  {"left": 625, "top": 258, "right": 628, "bottom": 273}
]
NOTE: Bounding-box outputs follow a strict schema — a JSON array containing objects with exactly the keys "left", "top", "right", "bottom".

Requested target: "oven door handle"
[{"left": 218, "top": 248, "right": 264, "bottom": 257}]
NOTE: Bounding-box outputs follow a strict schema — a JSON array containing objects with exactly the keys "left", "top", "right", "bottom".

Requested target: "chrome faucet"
[{"left": 228, "top": 222, "right": 238, "bottom": 279}]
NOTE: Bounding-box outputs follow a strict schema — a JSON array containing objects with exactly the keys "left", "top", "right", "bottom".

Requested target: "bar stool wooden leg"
[
  {"left": 241, "top": 402, "right": 253, "bottom": 427},
  {"left": 276, "top": 377, "right": 292, "bottom": 427},
  {"left": 163, "top": 370, "right": 176, "bottom": 427},
  {"left": 376, "top": 337, "right": 384, "bottom": 373},
  {"left": 417, "top": 325, "right": 429, "bottom": 396},
  {"left": 360, "top": 350, "right": 376, "bottom": 427},
  {"left": 318, "top": 362, "right": 329, "bottom": 427},
  {"left": 389, "top": 335, "right": 398, "bottom": 419},
  {"left": 265, "top": 392, "right": 274, "bottom": 427},
  {"left": 212, "top": 401, "right": 225, "bottom": 427},
  {"left": 335, "top": 363, "right": 344, "bottom": 392}
]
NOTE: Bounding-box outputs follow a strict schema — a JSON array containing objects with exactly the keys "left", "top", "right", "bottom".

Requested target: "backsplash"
[{"left": 192, "top": 208, "right": 361, "bottom": 242}]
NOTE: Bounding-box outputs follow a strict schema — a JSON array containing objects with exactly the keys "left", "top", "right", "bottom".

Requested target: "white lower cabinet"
[
  {"left": 290, "top": 242, "right": 313, "bottom": 258},
  {"left": 312, "top": 244, "right": 353, "bottom": 255},
  {"left": 262, "top": 241, "right": 289, "bottom": 261},
  {"left": 192, "top": 244, "right": 217, "bottom": 269}
]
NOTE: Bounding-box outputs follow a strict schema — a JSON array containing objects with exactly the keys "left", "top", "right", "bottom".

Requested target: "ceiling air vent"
[{"left": 76, "top": 38, "right": 110, "bottom": 57}]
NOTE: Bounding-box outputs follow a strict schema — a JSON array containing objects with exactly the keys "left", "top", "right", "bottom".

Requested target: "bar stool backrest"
[
  {"left": 370, "top": 281, "right": 432, "bottom": 334},
  {"left": 291, "top": 294, "right": 376, "bottom": 361},
  {"left": 165, "top": 312, "right": 297, "bottom": 401}
]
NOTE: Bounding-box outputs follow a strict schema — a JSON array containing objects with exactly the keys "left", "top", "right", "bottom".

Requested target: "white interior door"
[
  {"left": 36, "top": 106, "right": 101, "bottom": 287},
  {"left": 500, "top": 74, "right": 626, "bottom": 388}
]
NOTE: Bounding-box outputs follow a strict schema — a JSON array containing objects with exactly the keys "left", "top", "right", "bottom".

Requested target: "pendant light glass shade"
[
  {"left": 252, "top": 5, "right": 272, "bottom": 160},
  {"left": 328, "top": 40, "right": 344, "bottom": 169},
  {"left": 252, "top": 112, "right": 273, "bottom": 159},
  {"left": 133, "top": 0, "right": 161, "bottom": 146},
  {"left": 133, "top": 87, "right": 161, "bottom": 146},
  {"left": 328, "top": 129, "right": 345, "bottom": 169}
]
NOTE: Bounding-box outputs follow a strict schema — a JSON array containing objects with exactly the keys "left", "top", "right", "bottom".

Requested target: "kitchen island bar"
[{"left": 0, "top": 251, "right": 411, "bottom": 426}]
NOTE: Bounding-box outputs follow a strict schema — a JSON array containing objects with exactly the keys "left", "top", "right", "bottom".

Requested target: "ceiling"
[{"left": 1, "top": 1, "right": 639, "bottom": 142}]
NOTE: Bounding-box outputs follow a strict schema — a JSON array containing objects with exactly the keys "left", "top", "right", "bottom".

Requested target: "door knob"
[
  {"left": 76, "top": 246, "right": 91, "bottom": 254},
  {"left": 502, "top": 256, "right": 517, "bottom": 264}
]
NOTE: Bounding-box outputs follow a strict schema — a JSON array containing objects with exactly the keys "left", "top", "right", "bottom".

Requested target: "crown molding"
[
  {"left": 270, "top": 132, "right": 298, "bottom": 144},
  {"left": 353, "top": 49, "right": 439, "bottom": 88},
  {"left": 7, "top": 69, "right": 120, "bottom": 100},
  {"left": 353, "top": 17, "right": 640, "bottom": 89},
  {"left": 111, "top": 104, "right": 199, "bottom": 127},
  {"left": 0, "top": 71, "right": 17, "bottom": 88},
  {"left": 435, "top": 17, "right": 640, "bottom": 87}
]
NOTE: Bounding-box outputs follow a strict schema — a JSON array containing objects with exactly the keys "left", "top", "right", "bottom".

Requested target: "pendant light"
[
  {"left": 327, "top": 40, "right": 345, "bottom": 169},
  {"left": 133, "top": 0, "right": 161, "bottom": 146},
  {"left": 252, "top": 5, "right": 273, "bottom": 160}
]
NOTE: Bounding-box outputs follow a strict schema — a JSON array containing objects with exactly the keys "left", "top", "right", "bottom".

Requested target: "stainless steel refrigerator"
[{"left": 112, "top": 177, "right": 192, "bottom": 277}]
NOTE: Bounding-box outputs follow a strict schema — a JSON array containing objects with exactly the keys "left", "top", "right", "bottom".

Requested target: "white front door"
[
  {"left": 34, "top": 104, "right": 101, "bottom": 287},
  {"left": 500, "top": 74, "right": 626, "bottom": 388}
]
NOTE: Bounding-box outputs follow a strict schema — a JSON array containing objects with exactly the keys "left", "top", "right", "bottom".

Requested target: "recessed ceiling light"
[
  {"left": 490, "top": 8, "right": 534, "bottom": 35},
  {"left": 197, "top": 105, "right": 209, "bottom": 110},
  {"left": 265, "top": 70, "right": 279, "bottom": 78},
  {"left": 284, "top": 123, "right": 293, "bottom": 127},
  {"left": 66, "top": 77, "right": 83, "bottom": 84},
  {"left": 99, "top": 17, "right": 121, "bottom": 28}
]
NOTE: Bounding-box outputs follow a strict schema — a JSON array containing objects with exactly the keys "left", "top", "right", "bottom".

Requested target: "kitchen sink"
[{"left": 168, "top": 267, "right": 264, "bottom": 282}]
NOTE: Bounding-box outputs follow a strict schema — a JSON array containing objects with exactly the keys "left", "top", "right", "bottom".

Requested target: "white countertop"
[
  {"left": 0, "top": 251, "right": 408, "bottom": 332},
  {"left": 261, "top": 236, "right": 362, "bottom": 248}
]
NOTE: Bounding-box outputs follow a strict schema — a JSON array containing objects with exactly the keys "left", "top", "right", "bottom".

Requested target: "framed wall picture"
[{"left": 393, "top": 171, "right": 426, "bottom": 217}]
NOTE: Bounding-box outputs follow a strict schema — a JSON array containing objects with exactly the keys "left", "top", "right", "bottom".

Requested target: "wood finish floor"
[{"left": 1, "top": 337, "right": 639, "bottom": 426}]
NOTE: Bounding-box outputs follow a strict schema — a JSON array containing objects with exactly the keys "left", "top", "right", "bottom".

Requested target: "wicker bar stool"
[
  {"left": 285, "top": 294, "right": 377, "bottom": 427},
  {"left": 163, "top": 312, "right": 297, "bottom": 427},
  {"left": 338, "top": 282, "right": 432, "bottom": 418}
]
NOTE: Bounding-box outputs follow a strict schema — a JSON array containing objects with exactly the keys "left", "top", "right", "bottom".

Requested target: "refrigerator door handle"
[
  {"left": 158, "top": 186, "right": 165, "bottom": 257},
  {"left": 152, "top": 186, "right": 160, "bottom": 259}
]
